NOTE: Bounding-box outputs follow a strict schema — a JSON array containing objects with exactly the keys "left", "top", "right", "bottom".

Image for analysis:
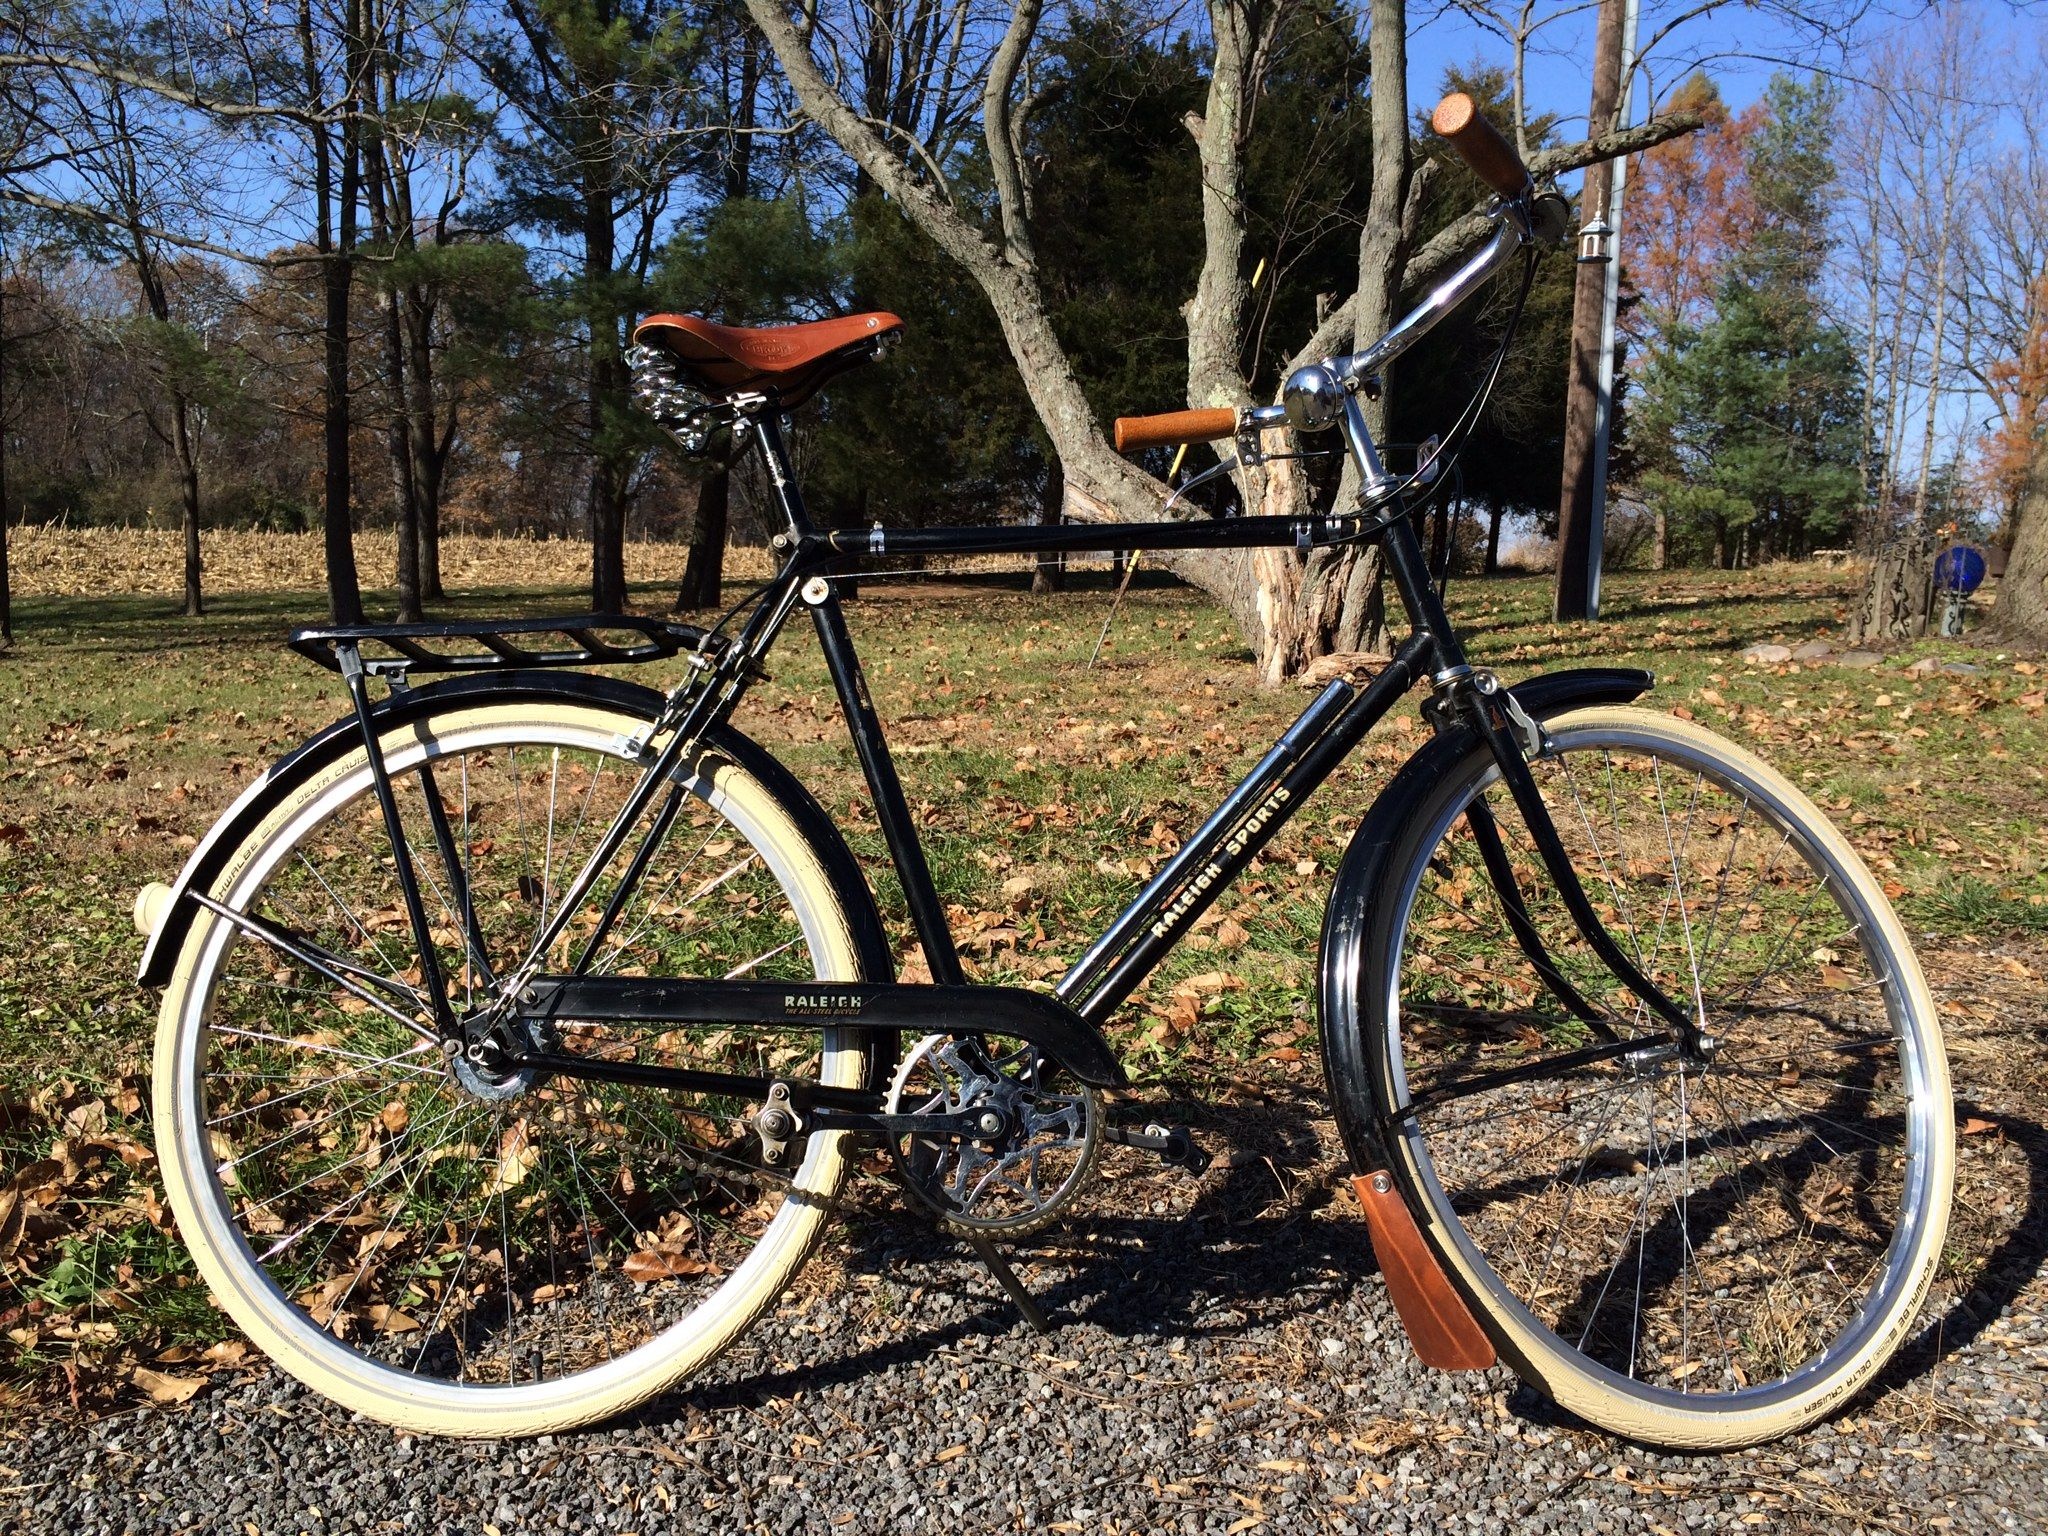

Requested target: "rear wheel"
[
  {"left": 1355, "top": 707, "right": 1953, "bottom": 1448},
  {"left": 154, "top": 694, "right": 872, "bottom": 1437}
]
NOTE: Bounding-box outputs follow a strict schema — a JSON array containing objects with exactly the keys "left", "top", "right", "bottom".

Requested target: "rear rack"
[{"left": 289, "top": 614, "right": 719, "bottom": 678}]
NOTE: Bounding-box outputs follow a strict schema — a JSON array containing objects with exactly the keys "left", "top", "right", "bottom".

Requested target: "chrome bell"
[{"left": 1281, "top": 363, "right": 1344, "bottom": 433}]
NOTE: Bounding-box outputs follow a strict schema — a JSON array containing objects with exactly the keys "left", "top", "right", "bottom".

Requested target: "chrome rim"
[{"left": 1384, "top": 721, "right": 1940, "bottom": 1408}]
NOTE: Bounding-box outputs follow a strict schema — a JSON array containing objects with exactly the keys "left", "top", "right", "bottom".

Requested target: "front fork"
[{"left": 1438, "top": 667, "right": 1713, "bottom": 1058}]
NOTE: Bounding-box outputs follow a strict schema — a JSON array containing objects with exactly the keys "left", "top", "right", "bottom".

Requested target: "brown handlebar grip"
[
  {"left": 1113, "top": 407, "right": 1239, "bottom": 453},
  {"left": 1430, "top": 92, "right": 1530, "bottom": 200}
]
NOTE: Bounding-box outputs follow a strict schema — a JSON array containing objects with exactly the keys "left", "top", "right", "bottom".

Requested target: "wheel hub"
[{"left": 451, "top": 1011, "right": 557, "bottom": 1101}]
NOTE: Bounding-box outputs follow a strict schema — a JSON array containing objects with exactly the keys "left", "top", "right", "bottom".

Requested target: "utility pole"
[
  {"left": 1553, "top": 0, "right": 1627, "bottom": 622},
  {"left": 1, "top": 258, "right": 11, "bottom": 645},
  {"left": 1582, "top": 0, "right": 1642, "bottom": 611}
]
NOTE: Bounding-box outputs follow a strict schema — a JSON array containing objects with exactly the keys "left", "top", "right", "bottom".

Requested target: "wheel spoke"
[
  {"left": 1383, "top": 717, "right": 1945, "bottom": 1427},
  {"left": 167, "top": 709, "right": 863, "bottom": 1412}
]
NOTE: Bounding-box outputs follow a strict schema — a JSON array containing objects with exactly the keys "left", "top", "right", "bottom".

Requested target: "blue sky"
[{"left": 1404, "top": 1, "right": 2044, "bottom": 156}]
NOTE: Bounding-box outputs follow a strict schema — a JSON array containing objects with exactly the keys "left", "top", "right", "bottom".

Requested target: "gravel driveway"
[{"left": 8, "top": 1024, "right": 2045, "bottom": 1536}]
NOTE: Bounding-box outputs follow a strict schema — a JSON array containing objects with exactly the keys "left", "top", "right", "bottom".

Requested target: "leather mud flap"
[{"left": 1352, "top": 1172, "right": 1496, "bottom": 1371}]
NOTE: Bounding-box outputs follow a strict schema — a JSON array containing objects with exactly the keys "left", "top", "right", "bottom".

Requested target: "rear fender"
[{"left": 136, "top": 671, "right": 894, "bottom": 991}]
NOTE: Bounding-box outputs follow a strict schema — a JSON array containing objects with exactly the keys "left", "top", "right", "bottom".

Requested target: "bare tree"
[
  {"left": 741, "top": 0, "right": 1697, "bottom": 678},
  {"left": 1955, "top": 45, "right": 2048, "bottom": 538},
  {"left": 676, "top": 0, "right": 775, "bottom": 612},
  {"left": 9, "top": 44, "right": 231, "bottom": 613},
  {"left": 361, "top": 0, "right": 485, "bottom": 618},
  {"left": 1881, "top": 8, "right": 1986, "bottom": 531}
]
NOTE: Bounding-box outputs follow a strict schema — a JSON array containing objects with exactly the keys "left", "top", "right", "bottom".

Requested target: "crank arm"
[
  {"left": 1104, "top": 1121, "right": 1212, "bottom": 1174},
  {"left": 808, "top": 1107, "right": 1007, "bottom": 1139}
]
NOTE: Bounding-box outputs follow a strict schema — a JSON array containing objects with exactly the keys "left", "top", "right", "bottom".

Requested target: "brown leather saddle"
[{"left": 631, "top": 311, "right": 905, "bottom": 409}]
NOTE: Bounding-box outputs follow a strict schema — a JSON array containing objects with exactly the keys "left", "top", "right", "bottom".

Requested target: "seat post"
[{"left": 749, "top": 410, "right": 816, "bottom": 542}]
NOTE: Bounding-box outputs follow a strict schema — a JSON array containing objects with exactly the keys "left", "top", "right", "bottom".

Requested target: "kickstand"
[{"left": 960, "top": 1231, "right": 1052, "bottom": 1335}]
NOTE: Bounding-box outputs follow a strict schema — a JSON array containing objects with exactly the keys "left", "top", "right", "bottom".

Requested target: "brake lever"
[
  {"left": 1163, "top": 448, "right": 1335, "bottom": 518},
  {"left": 1163, "top": 454, "right": 1239, "bottom": 516}
]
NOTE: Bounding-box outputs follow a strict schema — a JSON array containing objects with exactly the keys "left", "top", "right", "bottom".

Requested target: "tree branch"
[
  {"left": 740, "top": 0, "right": 994, "bottom": 272},
  {"left": 0, "top": 188, "right": 352, "bottom": 268},
  {"left": 1288, "top": 109, "right": 1706, "bottom": 371},
  {"left": 0, "top": 50, "right": 341, "bottom": 126},
  {"left": 979, "top": 0, "right": 1040, "bottom": 267}
]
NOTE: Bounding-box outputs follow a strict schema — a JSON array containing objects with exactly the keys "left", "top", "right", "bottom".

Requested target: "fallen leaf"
[
  {"left": 132, "top": 1367, "right": 206, "bottom": 1405},
  {"left": 1960, "top": 1117, "right": 1999, "bottom": 1136},
  {"left": 934, "top": 1444, "right": 968, "bottom": 1463},
  {"left": 623, "top": 1249, "right": 711, "bottom": 1283},
  {"left": 486, "top": 1119, "right": 539, "bottom": 1194},
  {"left": 1176, "top": 970, "right": 1244, "bottom": 996}
]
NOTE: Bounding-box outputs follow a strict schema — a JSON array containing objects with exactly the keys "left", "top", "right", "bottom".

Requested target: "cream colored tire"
[
  {"left": 154, "top": 696, "right": 869, "bottom": 1438},
  {"left": 1361, "top": 707, "right": 1954, "bottom": 1449}
]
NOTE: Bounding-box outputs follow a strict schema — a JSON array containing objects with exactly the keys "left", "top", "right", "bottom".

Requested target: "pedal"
[{"left": 1105, "top": 1122, "right": 1213, "bottom": 1177}]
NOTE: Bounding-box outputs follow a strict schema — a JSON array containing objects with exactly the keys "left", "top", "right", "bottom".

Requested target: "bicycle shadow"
[
  {"left": 625, "top": 1080, "right": 2048, "bottom": 1439},
  {"left": 1864, "top": 1101, "right": 2048, "bottom": 1395},
  {"left": 631, "top": 1077, "right": 1387, "bottom": 1423}
]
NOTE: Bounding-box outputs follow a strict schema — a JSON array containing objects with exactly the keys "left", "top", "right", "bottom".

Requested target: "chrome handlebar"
[
  {"left": 1330, "top": 218, "right": 1527, "bottom": 389},
  {"left": 1211, "top": 191, "right": 1561, "bottom": 507}
]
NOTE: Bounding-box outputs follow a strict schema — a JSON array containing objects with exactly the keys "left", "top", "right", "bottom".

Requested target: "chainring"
[{"left": 884, "top": 1033, "right": 1101, "bottom": 1236}]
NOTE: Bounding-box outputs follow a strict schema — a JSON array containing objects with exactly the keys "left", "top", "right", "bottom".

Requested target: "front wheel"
[
  {"left": 153, "top": 691, "right": 875, "bottom": 1437},
  {"left": 1345, "top": 706, "right": 1953, "bottom": 1449}
]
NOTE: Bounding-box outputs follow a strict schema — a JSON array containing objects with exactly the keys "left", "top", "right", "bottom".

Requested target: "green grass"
[
  {"left": 1, "top": 561, "right": 2045, "bottom": 1395},
  {"left": 5, "top": 565, "right": 2047, "bottom": 1077}
]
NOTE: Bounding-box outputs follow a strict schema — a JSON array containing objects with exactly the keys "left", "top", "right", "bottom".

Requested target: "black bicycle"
[{"left": 137, "top": 98, "right": 1952, "bottom": 1447}]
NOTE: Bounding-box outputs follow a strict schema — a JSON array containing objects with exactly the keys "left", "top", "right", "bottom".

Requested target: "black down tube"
[{"left": 1072, "top": 634, "right": 1435, "bottom": 1022}]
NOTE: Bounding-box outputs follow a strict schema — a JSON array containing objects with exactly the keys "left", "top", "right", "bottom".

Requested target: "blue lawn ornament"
[{"left": 1933, "top": 544, "right": 1987, "bottom": 596}]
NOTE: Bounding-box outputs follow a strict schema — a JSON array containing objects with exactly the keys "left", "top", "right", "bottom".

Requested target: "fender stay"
[{"left": 136, "top": 671, "right": 894, "bottom": 990}]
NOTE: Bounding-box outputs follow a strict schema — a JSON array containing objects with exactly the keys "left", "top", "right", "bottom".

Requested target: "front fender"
[
  {"left": 1316, "top": 666, "right": 1653, "bottom": 1170},
  {"left": 137, "top": 671, "right": 894, "bottom": 990}
]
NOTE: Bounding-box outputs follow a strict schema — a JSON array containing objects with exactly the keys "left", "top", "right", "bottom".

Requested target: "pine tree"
[{"left": 1631, "top": 76, "right": 1865, "bottom": 565}]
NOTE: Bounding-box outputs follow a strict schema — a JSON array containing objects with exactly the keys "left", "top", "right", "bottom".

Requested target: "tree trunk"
[
  {"left": 306, "top": 0, "right": 363, "bottom": 624},
  {"left": 322, "top": 173, "right": 364, "bottom": 622},
  {"left": 1554, "top": 0, "right": 1626, "bottom": 622},
  {"left": 740, "top": 0, "right": 1694, "bottom": 680},
  {"left": 404, "top": 297, "right": 447, "bottom": 601},
  {"left": 366, "top": 118, "right": 423, "bottom": 623},
  {"left": 1032, "top": 462, "right": 1064, "bottom": 594},
  {"left": 1911, "top": 212, "right": 1956, "bottom": 530},
  {"left": 1249, "top": 0, "right": 1411, "bottom": 679},
  {"left": 171, "top": 394, "right": 203, "bottom": 617},
  {"left": 1485, "top": 499, "right": 1504, "bottom": 573},
  {"left": 676, "top": 467, "right": 729, "bottom": 610},
  {"left": 388, "top": 325, "right": 424, "bottom": 624},
  {"left": 1995, "top": 434, "right": 2048, "bottom": 639},
  {"left": 583, "top": 146, "right": 629, "bottom": 611},
  {"left": 1, "top": 278, "right": 11, "bottom": 643}
]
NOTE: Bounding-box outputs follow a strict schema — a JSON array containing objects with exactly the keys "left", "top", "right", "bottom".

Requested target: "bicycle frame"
[{"left": 224, "top": 200, "right": 1699, "bottom": 1127}]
